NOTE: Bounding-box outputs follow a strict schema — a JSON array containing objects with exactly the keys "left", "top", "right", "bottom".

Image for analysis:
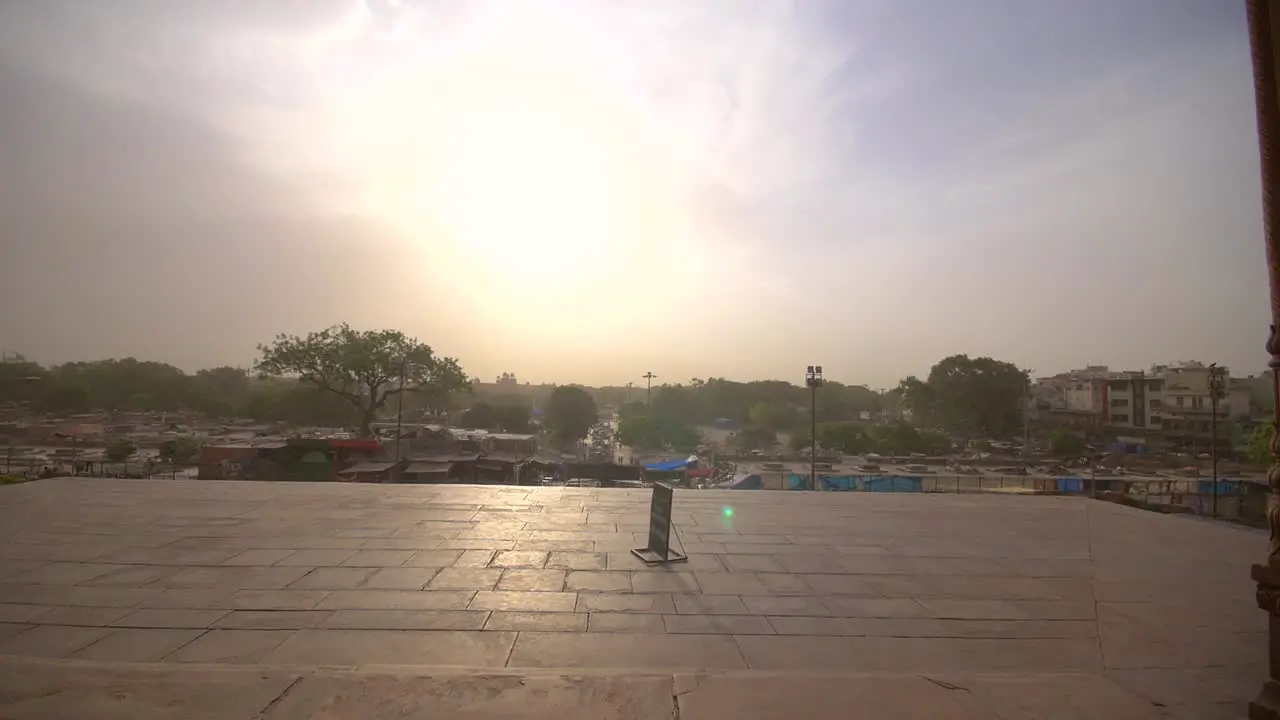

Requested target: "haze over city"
[{"left": 0, "top": 0, "right": 1267, "bottom": 387}]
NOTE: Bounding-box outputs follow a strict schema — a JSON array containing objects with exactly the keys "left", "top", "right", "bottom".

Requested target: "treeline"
[
  {"left": 2, "top": 340, "right": 1034, "bottom": 454},
  {"left": 0, "top": 358, "right": 361, "bottom": 427},
  {"left": 617, "top": 355, "right": 1031, "bottom": 454}
]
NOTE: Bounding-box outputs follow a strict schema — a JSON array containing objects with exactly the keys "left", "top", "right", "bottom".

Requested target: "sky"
[{"left": 0, "top": 0, "right": 1269, "bottom": 388}]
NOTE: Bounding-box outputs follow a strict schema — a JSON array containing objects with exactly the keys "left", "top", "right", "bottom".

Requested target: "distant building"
[
  {"left": 1034, "top": 362, "right": 1245, "bottom": 452},
  {"left": 1156, "top": 363, "right": 1237, "bottom": 452}
]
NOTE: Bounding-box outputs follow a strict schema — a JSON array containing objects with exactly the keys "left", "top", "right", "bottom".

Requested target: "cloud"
[
  {"left": 0, "top": 56, "right": 454, "bottom": 371},
  {"left": 0, "top": 0, "right": 1268, "bottom": 385}
]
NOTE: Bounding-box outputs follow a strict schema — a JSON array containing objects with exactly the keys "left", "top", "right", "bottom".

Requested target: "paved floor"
[{"left": 0, "top": 478, "right": 1267, "bottom": 718}]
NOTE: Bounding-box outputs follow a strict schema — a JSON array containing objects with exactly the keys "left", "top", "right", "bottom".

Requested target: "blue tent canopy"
[{"left": 645, "top": 457, "right": 695, "bottom": 471}]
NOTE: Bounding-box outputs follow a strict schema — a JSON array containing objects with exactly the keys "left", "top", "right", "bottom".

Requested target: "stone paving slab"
[
  {"left": 0, "top": 656, "right": 1195, "bottom": 719},
  {"left": 0, "top": 478, "right": 1269, "bottom": 717}
]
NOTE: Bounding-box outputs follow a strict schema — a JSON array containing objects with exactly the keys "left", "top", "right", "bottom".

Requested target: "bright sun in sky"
[
  {"left": 312, "top": 7, "right": 715, "bottom": 340},
  {"left": 325, "top": 13, "right": 699, "bottom": 314},
  {"left": 427, "top": 75, "right": 630, "bottom": 282}
]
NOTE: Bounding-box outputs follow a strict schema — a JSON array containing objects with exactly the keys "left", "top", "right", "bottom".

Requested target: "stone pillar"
[{"left": 1248, "top": 2, "right": 1280, "bottom": 718}]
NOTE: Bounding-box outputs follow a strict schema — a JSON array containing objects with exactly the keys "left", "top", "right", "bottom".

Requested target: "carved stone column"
[{"left": 1248, "top": 2, "right": 1280, "bottom": 718}]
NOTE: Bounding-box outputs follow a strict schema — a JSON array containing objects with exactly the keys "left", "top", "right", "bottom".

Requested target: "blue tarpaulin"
[
  {"left": 823, "top": 476, "right": 857, "bottom": 491},
  {"left": 729, "top": 474, "right": 762, "bottom": 490},
  {"left": 788, "top": 474, "right": 923, "bottom": 492},
  {"left": 1056, "top": 477, "right": 1085, "bottom": 493},
  {"left": 1197, "top": 479, "right": 1241, "bottom": 496},
  {"left": 645, "top": 458, "right": 694, "bottom": 471},
  {"left": 862, "top": 476, "right": 923, "bottom": 492}
]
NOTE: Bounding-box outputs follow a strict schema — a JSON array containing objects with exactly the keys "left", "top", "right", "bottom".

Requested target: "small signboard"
[{"left": 632, "top": 482, "right": 687, "bottom": 564}]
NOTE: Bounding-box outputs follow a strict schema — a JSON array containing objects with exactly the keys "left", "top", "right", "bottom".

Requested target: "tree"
[
  {"left": 244, "top": 379, "right": 359, "bottom": 428},
  {"left": 461, "top": 401, "right": 531, "bottom": 433},
  {"left": 255, "top": 324, "right": 469, "bottom": 437},
  {"left": 105, "top": 437, "right": 138, "bottom": 463},
  {"left": 1048, "top": 428, "right": 1087, "bottom": 457},
  {"left": 896, "top": 376, "right": 936, "bottom": 425},
  {"left": 914, "top": 428, "right": 953, "bottom": 455},
  {"left": 748, "top": 401, "right": 801, "bottom": 433},
  {"left": 663, "top": 422, "right": 703, "bottom": 453},
  {"left": 618, "top": 414, "right": 702, "bottom": 452},
  {"left": 34, "top": 382, "right": 91, "bottom": 413},
  {"left": 617, "top": 401, "right": 648, "bottom": 421},
  {"left": 897, "top": 356, "right": 1028, "bottom": 437},
  {"left": 790, "top": 429, "right": 814, "bottom": 452},
  {"left": 1249, "top": 423, "right": 1276, "bottom": 466},
  {"left": 733, "top": 425, "right": 777, "bottom": 452},
  {"left": 816, "top": 422, "right": 868, "bottom": 454},
  {"left": 618, "top": 414, "right": 662, "bottom": 449},
  {"left": 544, "top": 386, "right": 598, "bottom": 445},
  {"left": 161, "top": 436, "right": 202, "bottom": 464},
  {"left": 461, "top": 402, "right": 501, "bottom": 430}
]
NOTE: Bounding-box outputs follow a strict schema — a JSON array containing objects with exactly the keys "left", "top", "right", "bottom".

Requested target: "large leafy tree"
[
  {"left": 0, "top": 359, "right": 48, "bottom": 405},
  {"left": 896, "top": 376, "right": 936, "bottom": 425},
  {"left": 544, "top": 385, "right": 598, "bottom": 445},
  {"left": 748, "top": 401, "right": 802, "bottom": 433},
  {"left": 244, "top": 379, "right": 358, "bottom": 427},
  {"left": 733, "top": 425, "right": 777, "bottom": 452},
  {"left": 618, "top": 414, "right": 702, "bottom": 452},
  {"left": 1249, "top": 423, "right": 1276, "bottom": 466},
  {"left": 618, "top": 414, "right": 662, "bottom": 450},
  {"left": 461, "top": 401, "right": 531, "bottom": 433},
  {"left": 793, "top": 421, "right": 950, "bottom": 456},
  {"left": 255, "top": 324, "right": 469, "bottom": 437},
  {"left": 926, "top": 355, "right": 1028, "bottom": 436},
  {"left": 894, "top": 356, "right": 1027, "bottom": 437}
]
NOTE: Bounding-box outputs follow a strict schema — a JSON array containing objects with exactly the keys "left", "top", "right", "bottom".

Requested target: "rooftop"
[{"left": 0, "top": 478, "right": 1263, "bottom": 718}]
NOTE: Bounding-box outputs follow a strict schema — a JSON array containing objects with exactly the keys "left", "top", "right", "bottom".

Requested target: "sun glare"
[
  {"left": 428, "top": 95, "right": 628, "bottom": 282},
  {"left": 324, "top": 18, "right": 711, "bottom": 333}
]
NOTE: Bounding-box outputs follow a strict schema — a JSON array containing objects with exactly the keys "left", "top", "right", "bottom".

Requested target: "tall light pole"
[
  {"left": 642, "top": 372, "right": 657, "bottom": 408},
  {"left": 1209, "top": 363, "right": 1226, "bottom": 519},
  {"left": 393, "top": 355, "right": 407, "bottom": 483},
  {"left": 626, "top": 382, "right": 634, "bottom": 405},
  {"left": 1022, "top": 370, "right": 1035, "bottom": 474},
  {"left": 806, "top": 366, "right": 823, "bottom": 491}
]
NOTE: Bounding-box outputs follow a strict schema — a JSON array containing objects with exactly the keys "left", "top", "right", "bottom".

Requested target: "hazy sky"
[{"left": 0, "top": 0, "right": 1269, "bottom": 388}]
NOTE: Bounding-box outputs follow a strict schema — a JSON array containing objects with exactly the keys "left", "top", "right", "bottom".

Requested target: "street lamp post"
[
  {"left": 393, "top": 355, "right": 407, "bottom": 484},
  {"left": 1208, "top": 363, "right": 1226, "bottom": 519},
  {"left": 806, "top": 366, "right": 823, "bottom": 491}
]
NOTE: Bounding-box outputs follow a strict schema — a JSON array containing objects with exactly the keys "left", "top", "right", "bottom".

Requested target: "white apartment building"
[
  {"left": 1101, "top": 372, "right": 1163, "bottom": 432},
  {"left": 1036, "top": 362, "right": 1250, "bottom": 451}
]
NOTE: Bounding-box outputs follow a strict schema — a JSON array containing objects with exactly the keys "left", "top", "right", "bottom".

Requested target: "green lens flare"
[{"left": 722, "top": 507, "right": 734, "bottom": 518}]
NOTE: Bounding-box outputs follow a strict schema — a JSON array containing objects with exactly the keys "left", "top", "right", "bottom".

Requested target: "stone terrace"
[{"left": 0, "top": 478, "right": 1267, "bottom": 718}]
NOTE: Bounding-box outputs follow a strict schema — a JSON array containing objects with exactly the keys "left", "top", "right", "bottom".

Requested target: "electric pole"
[{"left": 643, "top": 372, "right": 657, "bottom": 408}]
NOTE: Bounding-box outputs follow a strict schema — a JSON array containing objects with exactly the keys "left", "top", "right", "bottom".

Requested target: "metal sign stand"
[{"left": 632, "top": 482, "right": 688, "bottom": 565}]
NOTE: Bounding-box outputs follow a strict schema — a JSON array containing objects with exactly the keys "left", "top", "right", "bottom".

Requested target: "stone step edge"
[{"left": 0, "top": 655, "right": 1104, "bottom": 682}]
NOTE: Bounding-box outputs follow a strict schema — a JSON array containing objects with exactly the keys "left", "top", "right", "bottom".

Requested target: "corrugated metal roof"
[
  {"left": 414, "top": 452, "right": 481, "bottom": 463},
  {"left": 404, "top": 461, "right": 451, "bottom": 474},
  {"left": 339, "top": 462, "right": 394, "bottom": 474},
  {"left": 483, "top": 452, "right": 526, "bottom": 464}
]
